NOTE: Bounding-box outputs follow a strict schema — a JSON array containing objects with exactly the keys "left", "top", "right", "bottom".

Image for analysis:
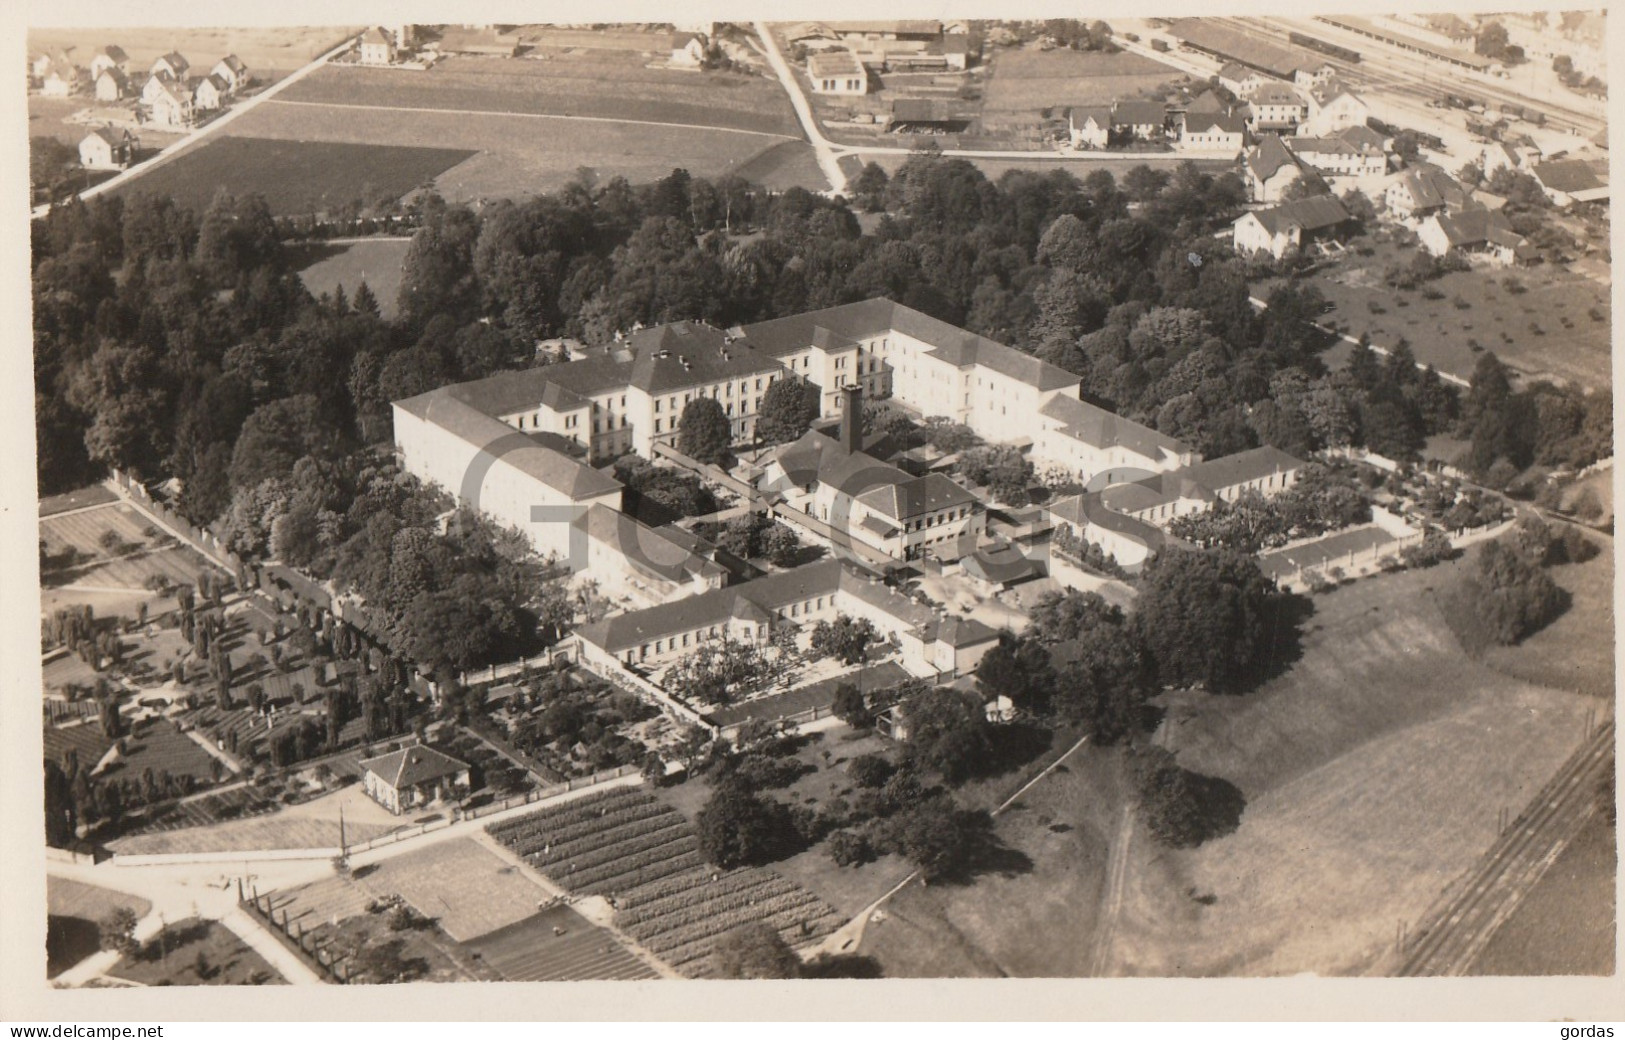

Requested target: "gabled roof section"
[
  {"left": 1188, "top": 111, "right": 1246, "bottom": 135},
  {"left": 626, "top": 321, "right": 782, "bottom": 395},
  {"left": 808, "top": 50, "right": 864, "bottom": 77},
  {"left": 1112, "top": 99, "right": 1166, "bottom": 126},
  {"left": 1394, "top": 163, "right": 1467, "bottom": 210},
  {"left": 1532, "top": 159, "right": 1603, "bottom": 194},
  {"left": 1039, "top": 394, "right": 1189, "bottom": 463},
  {"left": 1180, "top": 445, "right": 1303, "bottom": 491},
  {"left": 855, "top": 471, "right": 976, "bottom": 521},
  {"left": 1247, "top": 134, "right": 1300, "bottom": 180},
  {"left": 576, "top": 504, "right": 725, "bottom": 586},
  {"left": 1250, "top": 82, "right": 1305, "bottom": 106},
  {"left": 361, "top": 745, "right": 467, "bottom": 790},
  {"left": 1248, "top": 194, "right": 1352, "bottom": 236}
]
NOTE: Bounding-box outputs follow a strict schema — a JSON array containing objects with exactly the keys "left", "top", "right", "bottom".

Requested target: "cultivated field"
[
  {"left": 39, "top": 501, "right": 215, "bottom": 620},
  {"left": 26, "top": 27, "right": 354, "bottom": 84},
  {"left": 108, "top": 798, "right": 399, "bottom": 855},
  {"left": 981, "top": 48, "right": 1184, "bottom": 123},
  {"left": 224, "top": 100, "right": 805, "bottom": 201},
  {"left": 487, "top": 786, "right": 845, "bottom": 976},
  {"left": 291, "top": 238, "right": 410, "bottom": 319},
  {"left": 280, "top": 56, "right": 801, "bottom": 136},
  {"left": 466, "top": 905, "right": 658, "bottom": 981},
  {"left": 101, "top": 719, "right": 219, "bottom": 785},
  {"left": 43, "top": 721, "right": 115, "bottom": 770},
  {"left": 107, "top": 137, "right": 475, "bottom": 218},
  {"left": 1301, "top": 238, "right": 1612, "bottom": 389}
]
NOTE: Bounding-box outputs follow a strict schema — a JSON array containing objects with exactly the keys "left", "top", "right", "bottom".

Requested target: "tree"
[
  {"left": 1476, "top": 21, "right": 1510, "bottom": 59},
  {"left": 899, "top": 686, "right": 993, "bottom": 784},
  {"left": 1052, "top": 626, "right": 1154, "bottom": 744},
  {"left": 677, "top": 396, "right": 733, "bottom": 465},
  {"left": 846, "top": 753, "right": 894, "bottom": 788},
  {"left": 98, "top": 906, "right": 140, "bottom": 956},
  {"left": 831, "top": 682, "right": 869, "bottom": 727},
  {"left": 974, "top": 634, "right": 1052, "bottom": 712},
  {"left": 1464, "top": 538, "right": 1568, "bottom": 645},
  {"left": 1130, "top": 746, "right": 1246, "bottom": 848},
  {"left": 809, "top": 614, "right": 878, "bottom": 665},
  {"left": 1028, "top": 588, "right": 1123, "bottom": 645},
  {"left": 695, "top": 779, "right": 797, "bottom": 868},
  {"left": 759, "top": 523, "right": 801, "bottom": 568},
  {"left": 1134, "top": 548, "right": 1295, "bottom": 694},
  {"left": 711, "top": 922, "right": 801, "bottom": 979},
  {"left": 755, "top": 377, "right": 820, "bottom": 445},
  {"left": 881, "top": 796, "right": 993, "bottom": 881}
]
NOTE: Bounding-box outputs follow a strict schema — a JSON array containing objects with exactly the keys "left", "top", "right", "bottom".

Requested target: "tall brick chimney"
[{"left": 840, "top": 384, "right": 863, "bottom": 455}]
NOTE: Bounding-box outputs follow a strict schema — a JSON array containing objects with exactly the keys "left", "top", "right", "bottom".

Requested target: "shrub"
[
  {"left": 827, "top": 829, "right": 874, "bottom": 867},
  {"left": 846, "top": 753, "right": 894, "bottom": 789}
]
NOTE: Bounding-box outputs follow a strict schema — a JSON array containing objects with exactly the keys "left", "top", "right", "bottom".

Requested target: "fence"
[
  {"left": 568, "top": 650, "right": 717, "bottom": 736},
  {"left": 242, "top": 888, "right": 347, "bottom": 983},
  {"left": 107, "top": 470, "right": 246, "bottom": 580}
]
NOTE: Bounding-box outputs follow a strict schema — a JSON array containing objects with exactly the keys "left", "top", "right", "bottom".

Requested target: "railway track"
[{"left": 1395, "top": 718, "right": 1614, "bottom": 976}]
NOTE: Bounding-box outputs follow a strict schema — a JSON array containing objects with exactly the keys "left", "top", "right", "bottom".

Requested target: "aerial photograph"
[{"left": 23, "top": 11, "right": 1614, "bottom": 992}]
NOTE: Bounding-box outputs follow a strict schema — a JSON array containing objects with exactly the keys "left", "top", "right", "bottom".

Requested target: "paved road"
[
  {"left": 753, "top": 20, "right": 848, "bottom": 193},
  {"left": 1394, "top": 718, "right": 1614, "bottom": 976},
  {"left": 33, "top": 34, "right": 361, "bottom": 219}
]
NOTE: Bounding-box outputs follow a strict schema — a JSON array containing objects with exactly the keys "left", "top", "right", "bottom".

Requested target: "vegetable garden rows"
[{"left": 487, "top": 787, "right": 844, "bottom": 977}]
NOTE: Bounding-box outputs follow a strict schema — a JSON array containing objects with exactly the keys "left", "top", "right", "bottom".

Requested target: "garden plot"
[{"left": 354, "top": 838, "right": 549, "bottom": 943}]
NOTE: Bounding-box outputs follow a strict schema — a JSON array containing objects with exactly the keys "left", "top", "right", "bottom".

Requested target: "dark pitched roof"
[
  {"left": 576, "top": 504, "right": 725, "bottom": 586},
  {"left": 1250, "top": 82, "right": 1306, "bottom": 107},
  {"left": 1247, "top": 194, "right": 1352, "bottom": 236},
  {"left": 392, "top": 391, "right": 622, "bottom": 501},
  {"left": 361, "top": 745, "right": 467, "bottom": 789},
  {"left": 1180, "top": 445, "right": 1303, "bottom": 490},
  {"left": 1045, "top": 493, "right": 1166, "bottom": 550},
  {"left": 808, "top": 50, "right": 864, "bottom": 77},
  {"left": 1429, "top": 207, "right": 1522, "bottom": 249},
  {"left": 217, "top": 54, "right": 247, "bottom": 73},
  {"left": 1187, "top": 111, "right": 1246, "bottom": 135},
  {"left": 1038, "top": 394, "right": 1189, "bottom": 462},
  {"left": 97, "top": 66, "right": 129, "bottom": 87},
  {"left": 156, "top": 51, "right": 188, "bottom": 70},
  {"left": 960, "top": 543, "right": 1038, "bottom": 585},
  {"left": 626, "top": 321, "right": 783, "bottom": 395},
  {"left": 1532, "top": 159, "right": 1603, "bottom": 194},
  {"left": 856, "top": 471, "right": 976, "bottom": 521},
  {"left": 85, "top": 127, "right": 129, "bottom": 147},
  {"left": 102, "top": 45, "right": 129, "bottom": 63},
  {"left": 1112, "top": 100, "right": 1166, "bottom": 126},
  {"left": 1066, "top": 104, "right": 1112, "bottom": 127},
  {"left": 1247, "top": 134, "right": 1300, "bottom": 180},
  {"left": 1394, "top": 163, "right": 1467, "bottom": 210},
  {"left": 890, "top": 98, "right": 965, "bottom": 124}
]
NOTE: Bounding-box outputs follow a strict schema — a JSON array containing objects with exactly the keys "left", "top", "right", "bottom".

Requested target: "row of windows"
[{"left": 907, "top": 506, "right": 971, "bottom": 532}]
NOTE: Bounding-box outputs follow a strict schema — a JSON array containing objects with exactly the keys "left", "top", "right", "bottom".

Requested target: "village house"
[
  {"left": 78, "top": 127, "right": 134, "bottom": 170},
  {"left": 150, "top": 51, "right": 189, "bottom": 80},
  {"left": 1479, "top": 140, "right": 1530, "bottom": 178},
  {"left": 94, "top": 67, "right": 131, "bottom": 102},
  {"left": 1110, "top": 99, "right": 1168, "bottom": 142},
  {"left": 33, "top": 49, "right": 73, "bottom": 82},
  {"left": 1288, "top": 131, "right": 1388, "bottom": 181},
  {"left": 1066, "top": 105, "right": 1112, "bottom": 150},
  {"left": 40, "top": 57, "right": 84, "bottom": 97},
  {"left": 1384, "top": 162, "right": 1470, "bottom": 221},
  {"left": 89, "top": 45, "right": 129, "bottom": 80},
  {"left": 1530, "top": 159, "right": 1608, "bottom": 207},
  {"left": 211, "top": 54, "right": 249, "bottom": 93},
  {"left": 1245, "top": 134, "right": 1303, "bottom": 202},
  {"left": 670, "top": 31, "right": 708, "bottom": 67},
  {"left": 193, "top": 73, "right": 230, "bottom": 112},
  {"left": 144, "top": 75, "right": 194, "bottom": 128},
  {"left": 1244, "top": 82, "right": 1309, "bottom": 132},
  {"left": 1179, "top": 110, "right": 1246, "bottom": 153},
  {"left": 1300, "top": 80, "right": 1370, "bottom": 136},
  {"left": 807, "top": 50, "right": 868, "bottom": 95},
  {"left": 1231, "top": 194, "right": 1355, "bottom": 260},
  {"left": 360, "top": 746, "right": 470, "bottom": 815},
  {"left": 1418, "top": 207, "right": 1536, "bottom": 266},
  {"left": 1289, "top": 61, "right": 1338, "bottom": 89},
  {"left": 358, "top": 27, "right": 397, "bottom": 66},
  {"left": 1217, "top": 62, "right": 1268, "bottom": 99}
]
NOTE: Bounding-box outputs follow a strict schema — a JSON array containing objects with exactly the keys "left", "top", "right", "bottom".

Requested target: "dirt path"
[
  {"left": 264, "top": 98, "right": 797, "bottom": 140},
  {"left": 1084, "top": 804, "right": 1136, "bottom": 976}
]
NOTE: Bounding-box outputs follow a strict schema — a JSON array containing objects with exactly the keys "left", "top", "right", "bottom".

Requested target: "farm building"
[
  {"left": 358, "top": 27, "right": 397, "bottom": 66},
  {"left": 1231, "top": 194, "right": 1355, "bottom": 259},
  {"left": 807, "top": 50, "right": 868, "bottom": 95},
  {"left": 89, "top": 45, "right": 129, "bottom": 79},
  {"left": 150, "top": 51, "right": 189, "bottom": 80},
  {"left": 1066, "top": 105, "right": 1112, "bottom": 149},
  {"left": 1530, "top": 159, "right": 1608, "bottom": 207},
  {"left": 1246, "top": 134, "right": 1303, "bottom": 202},
  {"left": 437, "top": 25, "right": 521, "bottom": 57},
  {"left": 211, "top": 54, "right": 249, "bottom": 92},
  {"left": 94, "top": 67, "right": 130, "bottom": 102},
  {"left": 670, "top": 31, "right": 708, "bottom": 67},
  {"left": 360, "top": 746, "right": 470, "bottom": 815},
  {"left": 1417, "top": 208, "right": 1535, "bottom": 265},
  {"left": 79, "top": 128, "right": 134, "bottom": 170},
  {"left": 1384, "top": 162, "right": 1470, "bottom": 220},
  {"left": 888, "top": 98, "right": 971, "bottom": 134}
]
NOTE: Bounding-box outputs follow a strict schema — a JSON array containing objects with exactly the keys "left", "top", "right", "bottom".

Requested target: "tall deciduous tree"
[
  {"left": 678, "top": 396, "right": 733, "bottom": 464},
  {"left": 754, "top": 377, "right": 820, "bottom": 445},
  {"left": 1134, "top": 548, "right": 1294, "bottom": 694}
]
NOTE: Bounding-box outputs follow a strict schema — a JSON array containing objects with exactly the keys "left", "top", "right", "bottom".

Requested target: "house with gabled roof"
[
  {"left": 808, "top": 49, "right": 868, "bottom": 95},
  {"left": 1246, "top": 134, "right": 1303, "bottom": 202},
  {"left": 1217, "top": 62, "right": 1267, "bottom": 98},
  {"left": 79, "top": 127, "right": 134, "bottom": 170},
  {"left": 32, "top": 48, "right": 73, "bottom": 81},
  {"left": 1111, "top": 99, "right": 1167, "bottom": 141},
  {"left": 360, "top": 745, "right": 469, "bottom": 815},
  {"left": 1530, "top": 159, "right": 1607, "bottom": 207},
  {"left": 150, "top": 51, "right": 189, "bottom": 80},
  {"left": 1180, "top": 109, "right": 1246, "bottom": 153},
  {"left": 1066, "top": 105, "right": 1112, "bottom": 149},
  {"left": 89, "top": 45, "right": 129, "bottom": 79},
  {"left": 143, "top": 74, "right": 194, "bottom": 127},
  {"left": 193, "top": 72, "right": 230, "bottom": 111},
  {"left": 1418, "top": 207, "right": 1536, "bottom": 266},
  {"left": 211, "top": 54, "right": 249, "bottom": 92},
  {"left": 358, "top": 27, "right": 396, "bottom": 66},
  {"left": 670, "top": 31, "right": 708, "bottom": 67},
  {"left": 94, "top": 66, "right": 131, "bottom": 102},
  {"left": 1232, "top": 194, "right": 1355, "bottom": 260},
  {"left": 1300, "top": 80, "right": 1369, "bottom": 136},
  {"left": 40, "top": 57, "right": 84, "bottom": 97},
  {"left": 1288, "top": 133, "right": 1388, "bottom": 181},
  {"left": 1384, "top": 162, "right": 1469, "bottom": 221},
  {"left": 1245, "top": 82, "right": 1308, "bottom": 132}
]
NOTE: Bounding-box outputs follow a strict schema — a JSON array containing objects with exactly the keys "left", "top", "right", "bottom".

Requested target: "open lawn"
[
  {"left": 1293, "top": 236, "right": 1612, "bottom": 389},
  {"left": 39, "top": 501, "right": 218, "bottom": 620},
  {"left": 101, "top": 718, "right": 219, "bottom": 784},
  {"left": 46, "top": 878, "right": 153, "bottom": 979},
  {"left": 358, "top": 838, "right": 547, "bottom": 942},
  {"left": 708, "top": 661, "right": 910, "bottom": 727},
  {"left": 981, "top": 48, "right": 1185, "bottom": 124},
  {"left": 1468, "top": 810, "right": 1615, "bottom": 975},
  {"left": 109, "top": 918, "right": 284, "bottom": 986},
  {"left": 27, "top": 95, "right": 91, "bottom": 147},
  {"left": 466, "top": 905, "right": 658, "bottom": 981},
  {"left": 107, "top": 136, "right": 475, "bottom": 218},
  {"left": 108, "top": 793, "right": 400, "bottom": 855},
  {"left": 1106, "top": 563, "right": 1595, "bottom": 976},
  {"left": 40, "top": 485, "right": 117, "bottom": 517},
  {"left": 27, "top": 27, "right": 355, "bottom": 84},
  {"left": 1477, "top": 532, "right": 1614, "bottom": 699},
  {"left": 227, "top": 100, "right": 806, "bottom": 201},
  {"left": 280, "top": 56, "right": 800, "bottom": 136},
  {"left": 290, "top": 238, "right": 410, "bottom": 319}
]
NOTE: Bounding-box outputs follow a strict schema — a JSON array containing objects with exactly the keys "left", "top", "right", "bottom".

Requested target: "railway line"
[{"left": 1394, "top": 718, "right": 1614, "bottom": 977}]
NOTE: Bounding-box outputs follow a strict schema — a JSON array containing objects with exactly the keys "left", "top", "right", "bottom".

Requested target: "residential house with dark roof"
[
  {"left": 40, "top": 56, "right": 84, "bottom": 97},
  {"left": 193, "top": 72, "right": 230, "bottom": 111},
  {"left": 1287, "top": 133, "right": 1388, "bottom": 181},
  {"left": 1218, "top": 62, "right": 1267, "bottom": 98},
  {"left": 361, "top": 745, "right": 469, "bottom": 815},
  {"left": 94, "top": 66, "right": 131, "bottom": 102},
  {"left": 1300, "top": 80, "right": 1369, "bottom": 135},
  {"left": 1180, "top": 109, "right": 1246, "bottom": 152},
  {"left": 1246, "top": 134, "right": 1303, "bottom": 202},
  {"left": 1245, "top": 82, "right": 1309, "bottom": 132},
  {"left": 79, "top": 127, "right": 134, "bottom": 170},
  {"left": 1111, "top": 99, "right": 1167, "bottom": 141},
  {"left": 143, "top": 73, "right": 194, "bottom": 127},
  {"left": 1232, "top": 194, "right": 1355, "bottom": 260},
  {"left": 1066, "top": 105, "right": 1112, "bottom": 149},
  {"left": 1530, "top": 159, "right": 1608, "bottom": 207},
  {"left": 150, "top": 51, "right": 189, "bottom": 80},
  {"left": 358, "top": 27, "right": 396, "bottom": 65},
  {"left": 1418, "top": 208, "right": 1536, "bottom": 266},
  {"left": 89, "top": 45, "right": 129, "bottom": 79},
  {"left": 1384, "top": 162, "right": 1470, "bottom": 220},
  {"left": 211, "top": 54, "right": 249, "bottom": 92}
]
